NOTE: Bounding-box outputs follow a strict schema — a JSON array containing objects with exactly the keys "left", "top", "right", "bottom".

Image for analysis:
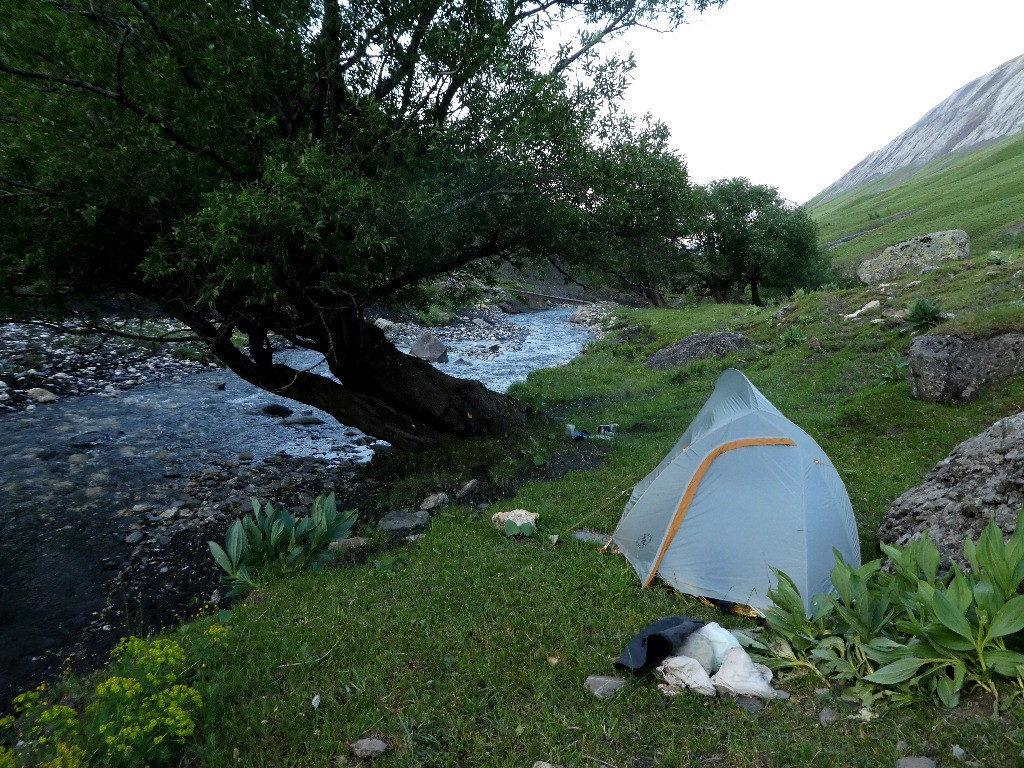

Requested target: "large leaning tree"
[{"left": 0, "top": 0, "right": 722, "bottom": 449}]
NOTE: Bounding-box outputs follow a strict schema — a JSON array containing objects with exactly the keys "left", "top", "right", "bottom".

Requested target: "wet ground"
[{"left": 0, "top": 307, "right": 594, "bottom": 707}]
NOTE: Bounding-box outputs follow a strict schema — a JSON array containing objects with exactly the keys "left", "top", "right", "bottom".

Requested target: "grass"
[{"left": 11, "top": 248, "right": 1024, "bottom": 766}]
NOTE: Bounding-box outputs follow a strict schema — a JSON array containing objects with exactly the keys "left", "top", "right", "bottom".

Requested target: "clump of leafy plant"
[
  {"left": 906, "top": 298, "right": 944, "bottom": 331},
  {"left": 0, "top": 638, "right": 203, "bottom": 768},
  {"left": 877, "top": 349, "right": 909, "bottom": 384},
  {"left": 751, "top": 512, "right": 1024, "bottom": 711},
  {"left": 779, "top": 326, "right": 807, "bottom": 347},
  {"left": 504, "top": 519, "right": 536, "bottom": 538},
  {"left": 208, "top": 493, "right": 358, "bottom": 596}
]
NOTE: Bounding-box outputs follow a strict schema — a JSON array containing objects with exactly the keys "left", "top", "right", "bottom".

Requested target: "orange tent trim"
[{"left": 641, "top": 437, "right": 797, "bottom": 588}]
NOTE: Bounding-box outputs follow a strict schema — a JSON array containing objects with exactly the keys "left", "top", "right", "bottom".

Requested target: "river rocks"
[
  {"left": 857, "top": 230, "right": 970, "bottom": 284},
  {"left": 26, "top": 387, "right": 58, "bottom": 403},
  {"left": 644, "top": 333, "right": 753, "bottom": 371},
  {"left": 410, "top": 331, "right": 449, "bottom": 363},
  {"left": 877, "top": 411, "right": 1024, "bottom": 569},
  {"left": 907, "top": 333, "right": 1024, "bottom": 403}
]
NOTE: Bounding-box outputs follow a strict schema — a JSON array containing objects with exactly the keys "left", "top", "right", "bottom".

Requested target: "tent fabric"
[{"left": 612, "top": 368, "right": 860, "bottom": 616}]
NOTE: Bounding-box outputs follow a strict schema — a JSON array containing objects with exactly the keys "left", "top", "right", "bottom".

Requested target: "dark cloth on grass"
[{"left": 615, "top": 615, "right": 705, "bottom": 676}]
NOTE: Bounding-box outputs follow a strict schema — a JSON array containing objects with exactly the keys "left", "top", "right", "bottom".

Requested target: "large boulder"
[
  {"left": 409, "top": 331, "right": 448, "bottom": 363},
  {"left": 908, "top": 333, "right": 1024, "bottom": 403},
  {"left": 856, "top": 230, "right": 970, "bottom": 284},
  {"left": 644, "top": 333, "right": 752, "bottom": 371},
  {"left": 877, "top": 412, "right": 1024, "bottom": 569}
]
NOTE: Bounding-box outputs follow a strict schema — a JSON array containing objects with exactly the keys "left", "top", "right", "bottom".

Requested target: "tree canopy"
[
  {"left": 688, "top": 178, "right": 826, "bottom": 305},
  {"left": 0, "top": 0, "right": 723, "bottom": 449}
]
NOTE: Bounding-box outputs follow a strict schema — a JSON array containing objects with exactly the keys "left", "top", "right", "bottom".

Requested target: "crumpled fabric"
[
  {"left": 656, "top": 655, "right": 716, "bottom": 697},
  {"left": 615, "top": 616, "right": 705, "bottom": 676},
  {"left": 712, "top": 647, "right": 787, "bottom": 700}
]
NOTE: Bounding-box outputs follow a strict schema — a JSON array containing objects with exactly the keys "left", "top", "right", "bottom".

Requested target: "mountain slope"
[
  {"left": 811, "top": 129, "right": 1024, "bottom": 269},
  {"left": 815, "top": 53, "right": 1024, "bottom": 203}
]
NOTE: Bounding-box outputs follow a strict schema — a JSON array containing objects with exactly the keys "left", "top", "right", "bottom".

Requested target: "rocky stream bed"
[{"left": 0, "top": 304, "right": 604, "bottom": 708}]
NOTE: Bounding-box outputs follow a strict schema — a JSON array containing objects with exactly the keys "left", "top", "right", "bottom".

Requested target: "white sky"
[{"left": 613, "top": 0, "right": 1024, "bottom": 204}]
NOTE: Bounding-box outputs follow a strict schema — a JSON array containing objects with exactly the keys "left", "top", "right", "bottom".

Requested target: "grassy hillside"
[
  {"left": 10, "top": 246, "right": 1024, "bottom": 767},
  {"left": 810, "top": 131, "right": 1024, "bottom": 272}
]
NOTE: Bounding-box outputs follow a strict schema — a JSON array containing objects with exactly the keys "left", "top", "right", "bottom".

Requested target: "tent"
[{"left": 610, "top": 368, "right": 860, "bottom": 616}]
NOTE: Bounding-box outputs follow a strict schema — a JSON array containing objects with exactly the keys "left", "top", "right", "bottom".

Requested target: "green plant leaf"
[
  {"left": 935, "top": 675, "right": 961, "bottom": 708},
  {"left": 226, "top": 519, "right": 247, "bottom": 565},
  {"left": 984, "top": 649, "right": 1024, "bottom": 677},
  {"left": 863, "top": 656, "right": 929, "bottom": 685},
  {"left": 208, "top": 540, "right": 236, "bottom": 576},
  {"left": 987, "top": 594, "right": 1024, "bottom": 639},
  {"left": 931, "top": 590, "right": 974, "bottom": 641}
]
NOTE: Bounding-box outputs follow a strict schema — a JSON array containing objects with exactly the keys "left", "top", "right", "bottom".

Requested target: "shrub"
[
  {"left": 0, "top": 638, "right": 203, "bottom": 768},
  {"left": 208, "top": 493, "right": 358, "bottom": 596},
  {"left": 750, "top": 512, "right": 1024, "bottom": 711},
  {"left": 779, "top": 326, "right": 807, "bottom": 347},
  {"left": 906, "top": 298, "right": 944, "bottom": 331},
  {"left": 877, "top": 350, "right": 909, "bottom": 384}
]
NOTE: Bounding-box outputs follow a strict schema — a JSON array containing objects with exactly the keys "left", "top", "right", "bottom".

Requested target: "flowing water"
[{"left": 0, "top": 308, "right": 591, "bottom": 702}]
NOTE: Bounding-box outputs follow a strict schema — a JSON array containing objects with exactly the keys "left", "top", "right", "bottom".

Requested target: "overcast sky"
[{"left": 613, "top": 0, "right": 1024, "bottom": 204}]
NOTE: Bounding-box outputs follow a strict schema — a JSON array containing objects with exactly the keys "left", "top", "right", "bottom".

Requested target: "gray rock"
[
  {"left": 261, "top": 403, "right": 293, "bottom": 417},
  {"left": 857, "top": 230, "right": 970, "bottom": 284},
  {"left": 410, "top": 331, "right": 448, "bottom": 363},
  {"left": 644, "top": 333, "right": 752, "bottom": 371},
  {"left": 350, "top": 737, "right": 387, "bottom": 758},
  {"left": 951, "top": 745, "right": 967, "bottom": 761},
  {"left": 878, "top": 411, "right": 1024, "bottom": 569},
  {"left": 419, "top": 492, "right": 449, "bottom": 511},
  {"left": 894, "top": 759, "right": 936, "bottom": 768},
  {"left": 125, "top": 531, "right": 144, "bottom": 544},
  {"left": 908, "top": 333, "right": 1024, "bottom": 404},
  {"left": 455, "top": 478, "right": 479, "bottom": 498},
  {"left": 585, "top": 675, "right": 626, "bottom": 699},
  {"left": 732, "top": 695, "right": 765, "bottom": 714},
  {"left": 818, "top": 707, "right": 840, "bottom": 726},
  {"left": 327, "top": 536, "right": 368, "bottom": 553},
  {"left": 26, "top": 387, "right": 58, "bottom": 403},
  {"left": 378, "top": 509, "right": 431, "bottom": 530},
  {"left": 283, "top": 414, "right": 325, "bottom": 426}
]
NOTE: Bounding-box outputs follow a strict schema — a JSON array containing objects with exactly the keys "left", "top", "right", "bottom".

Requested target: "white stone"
[
  {"left": 350, "top": 738, "right": 387, "bottom": 758},
  {"left": 26, "top": 387, "right": 58, "bottom": 403}
]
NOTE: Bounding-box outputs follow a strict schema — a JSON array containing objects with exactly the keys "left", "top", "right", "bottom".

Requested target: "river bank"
[{"left": 0, "top": 304, "right": 603, "bottom": 708}]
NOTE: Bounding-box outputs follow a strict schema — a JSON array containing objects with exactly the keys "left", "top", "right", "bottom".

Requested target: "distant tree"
[
  {"left": 0, "top": 0, "right": 725, "bottom": 449},
  {"left": 691, "top": 178, "right": 825, "bottom": 305}
]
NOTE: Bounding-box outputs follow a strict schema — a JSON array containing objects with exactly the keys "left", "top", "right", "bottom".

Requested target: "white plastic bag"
[
  {"left": 656, "top": 655, "right": 716, "bottom": 697},
  {"left": 697, "top": 622, "right": 741, "bottom": 670},
  {"left": 676, "top": 632, "right": 715, "bottom": 674},
  {"left": 711, "top": 647, "right": 786, "bottom": 700}
]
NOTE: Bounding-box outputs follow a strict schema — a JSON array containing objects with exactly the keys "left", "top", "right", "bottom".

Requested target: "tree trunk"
[
  {"left": 750, "top": 279, "right": 763, "bottom": 307},
  {"left": 210, "top": 317, "right": 530, "bottom": 451}
]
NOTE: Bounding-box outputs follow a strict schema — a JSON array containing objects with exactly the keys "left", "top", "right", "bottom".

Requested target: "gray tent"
[{"left": 611, "top": 368, "right": 860, "bottom": 615}]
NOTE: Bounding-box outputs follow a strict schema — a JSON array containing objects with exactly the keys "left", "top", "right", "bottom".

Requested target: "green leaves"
[
  {"left": 763, "top": 514, "right": 1024, "bottom": 708},
  {"left": 208, "top": 493, "right": 358, "bottom": 596}
]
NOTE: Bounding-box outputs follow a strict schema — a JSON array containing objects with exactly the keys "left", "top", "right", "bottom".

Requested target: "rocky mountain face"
[{"left": 816, "top": 53, "right": 1024, "bottom": 203}]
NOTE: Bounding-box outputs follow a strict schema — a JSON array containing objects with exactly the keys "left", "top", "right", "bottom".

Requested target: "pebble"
[
  {"left": 818, "top": 707, "right": 839, "bottom": 726},
  {"left": 895, "top": 759, "right": 936, "bottom": 768},
  {"left": 350, "top": 738, "right": 387, "bottom": 758}
]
